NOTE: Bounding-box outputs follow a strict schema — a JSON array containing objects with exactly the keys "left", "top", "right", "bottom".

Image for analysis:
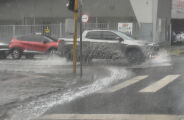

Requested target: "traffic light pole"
[
  {"left": 73, "top": 0, "right": 78, "bottom": 74},
  {"left": 79, "top": 0, "right": 83, "bottom": 77}
]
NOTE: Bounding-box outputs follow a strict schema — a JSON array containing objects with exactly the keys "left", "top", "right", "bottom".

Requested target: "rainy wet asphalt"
[{"left": 0, "top": 53, "right": 183, "bottom": 120}]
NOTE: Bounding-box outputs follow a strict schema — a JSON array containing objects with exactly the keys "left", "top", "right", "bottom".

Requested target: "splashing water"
[
  {"left": 36, "top": 56, "right": 72, "bottom": 66},
  {"left": 140, "top": 49, "right": 172, "bottom": 67},
  {"left": 151, "top": 49, "right": 171, "bottom": 65},
  {"left": 5, "top": 67, "right": 132, "bottom": 120},
  {"left": 0, "top": 56, "right": 73, "bottom": 74}
]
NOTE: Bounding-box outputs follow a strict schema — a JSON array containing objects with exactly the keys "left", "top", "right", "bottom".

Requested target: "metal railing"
[
  {"left": 0, "top": 23, "right": 118, "bottom": 43},
  {"left": 0, "top": 24, "right": 63, "bottom": 43}
]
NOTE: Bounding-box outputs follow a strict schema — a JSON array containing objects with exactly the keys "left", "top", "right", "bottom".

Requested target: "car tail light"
[{"left": 12, "top": 37, "right": 17, "bottom": 41}]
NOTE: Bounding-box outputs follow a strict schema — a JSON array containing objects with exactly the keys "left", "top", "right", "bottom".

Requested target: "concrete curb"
[
  {"left": 160, "top": 45, "right": 184, "bottom": 56},
  {"left": 170, "top": 49, "right": 184, "bottom": 55}
]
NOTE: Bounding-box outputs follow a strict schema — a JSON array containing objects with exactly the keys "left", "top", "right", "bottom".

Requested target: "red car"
[{"left": 9, "top": 35, "right": 62, "bottom": 59}]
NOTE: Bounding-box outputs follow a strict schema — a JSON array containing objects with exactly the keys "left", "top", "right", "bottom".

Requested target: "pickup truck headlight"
[
  {"left": 145, "top": 43, "right": 158, "bottom": 46},
  {"left": 147, "top": 43, "right": 154, "bottom": 46}
]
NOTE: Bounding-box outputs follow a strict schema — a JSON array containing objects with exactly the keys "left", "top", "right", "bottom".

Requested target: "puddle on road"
[{"left": 5, "top": 67, "right": 132, "bottom": 120}]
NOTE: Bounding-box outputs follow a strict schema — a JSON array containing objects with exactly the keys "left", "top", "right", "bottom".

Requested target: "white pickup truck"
[{"left": 58, "top": 30, "right": 159, "bottom": 64}]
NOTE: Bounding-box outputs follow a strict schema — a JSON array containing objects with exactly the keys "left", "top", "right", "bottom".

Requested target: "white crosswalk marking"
[
  {"left": 98, "top": 75, "right": 148, "bottom": 93},
  {"left": 38, "top": 114, "right": 183, "bottom": 120},
  {"left": 139, "top": 75, "right": 180, "bottom": 93}
]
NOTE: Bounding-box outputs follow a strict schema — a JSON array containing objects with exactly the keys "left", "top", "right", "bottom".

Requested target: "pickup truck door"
[
  {"left": 84, "top": 31, "right": 102, "bottom": 58},
  {"left": 85, "top": 31, "right": 122, "bottom": 59},
  {"left": 100, "top": 31, "right": 123, "bottom": 59}
]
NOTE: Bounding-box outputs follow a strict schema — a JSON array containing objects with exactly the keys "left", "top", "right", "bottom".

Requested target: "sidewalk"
[
  {"left": 160, "top": 43, "right": 184, "bottom": 56},
  {"left": 169, "top": 46, "right": 184, "bottom": 55}
]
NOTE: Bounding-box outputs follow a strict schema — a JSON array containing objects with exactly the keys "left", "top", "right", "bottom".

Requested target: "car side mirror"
[{"left": 115, "top": 37, "right": 124, "bottom": 42}]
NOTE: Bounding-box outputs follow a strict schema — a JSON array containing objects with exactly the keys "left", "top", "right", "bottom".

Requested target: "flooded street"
[
  {"left": 0, "top": 52, "right": 174, "bottom": 120},
  {"left": 0, "top": 0, "right": 183, "bottom": 120}
]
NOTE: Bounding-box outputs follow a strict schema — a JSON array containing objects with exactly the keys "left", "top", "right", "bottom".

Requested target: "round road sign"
[{"left": 82, "top": 14, "right": 89, "bottom": 23}]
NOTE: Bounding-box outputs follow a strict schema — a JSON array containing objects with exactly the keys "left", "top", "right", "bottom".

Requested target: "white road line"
[
  {"left": 139, "top": 75, "right": 180, "bottom": 93},
  {"left": 38, "top": 114, "right": 183, "bottom": 120},
  {"left": 98, "top": 75, "right": 148, "bottom": 93}
]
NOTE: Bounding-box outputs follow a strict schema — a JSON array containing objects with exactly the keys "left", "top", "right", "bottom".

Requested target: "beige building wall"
[{"left": 130, "top": 0, "right": 153, "bottom": 23}]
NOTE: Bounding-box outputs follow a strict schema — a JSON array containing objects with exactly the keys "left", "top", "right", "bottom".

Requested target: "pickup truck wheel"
[
  {"left": 126, "top": 49, "right": 145, "bottom": 64},
  {"left": 0, "top": 52, "right": 7, "bottom": 59},
  {"left": 65, "top": 53, "right": 73, "bottom": 61},
  {"left": 11, "top": 48, "right": 22, "bottom": 59}
]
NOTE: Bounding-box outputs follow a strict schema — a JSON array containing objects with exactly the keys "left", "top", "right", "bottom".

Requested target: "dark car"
[
  {"left": 9, "top": 35, "right": 62, "bottom": 59},
  {"left": 0, "top": 43, "right": 9, "bottom": 59}
]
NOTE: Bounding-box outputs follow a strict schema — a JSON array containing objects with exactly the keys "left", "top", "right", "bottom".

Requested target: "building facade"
[{"left": 0, "top": 0, "right": 172, "bottom": 44}]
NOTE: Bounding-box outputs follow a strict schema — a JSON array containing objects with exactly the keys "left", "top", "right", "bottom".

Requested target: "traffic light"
[{"left": 66, "top": 0, "right": 75, "bottom": 12}]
